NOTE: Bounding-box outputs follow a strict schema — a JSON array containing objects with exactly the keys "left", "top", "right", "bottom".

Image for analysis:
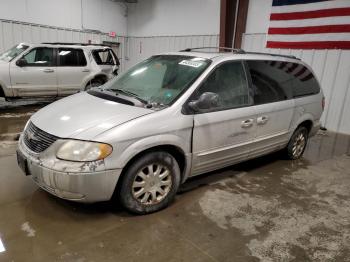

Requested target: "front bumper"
[{"left": 18, "top": 136, "right": 122, "bottom": 203}]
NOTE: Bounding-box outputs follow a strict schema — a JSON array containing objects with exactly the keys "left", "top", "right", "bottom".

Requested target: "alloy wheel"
[
  {"left": 292, "top": 132, "right": 306, "bottom": 158},
  {"left": 132, "top": 164, "right": 172, "bottom": 205}
]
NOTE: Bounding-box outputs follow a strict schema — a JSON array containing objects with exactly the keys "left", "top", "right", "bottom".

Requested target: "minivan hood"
[{"left": 31, "top": 92, "right": 153, "bottom": 139}]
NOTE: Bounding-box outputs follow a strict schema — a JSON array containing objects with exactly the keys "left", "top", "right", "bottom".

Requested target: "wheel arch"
[
  {"left": 297, "top": 119, "right": 313, "bottom": 134},
  {"left": 291, "top": 113, "right": 315, "bottom": 135},
  {"left": 112, "top": 143, "right": 189, "bottom": 200},
  {"left": 84, "top": 74, "right": 109, "bottom": 89}
]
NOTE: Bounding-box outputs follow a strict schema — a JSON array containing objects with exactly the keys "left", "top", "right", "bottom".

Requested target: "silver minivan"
[{"left": 17, "top": 48, "right": 324, "bottom": 214}]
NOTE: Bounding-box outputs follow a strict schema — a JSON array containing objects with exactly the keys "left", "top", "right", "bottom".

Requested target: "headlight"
[{"left": 56, "top": 140, "right": 113, "bottom": 162}]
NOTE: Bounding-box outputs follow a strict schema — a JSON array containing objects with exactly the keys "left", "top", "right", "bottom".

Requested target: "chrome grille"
[{"left": 23, "top": 122, "right": 59, "bottom": 153}]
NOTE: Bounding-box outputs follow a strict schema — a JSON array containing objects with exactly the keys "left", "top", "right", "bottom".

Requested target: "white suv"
[{"left": 0, "top": 42, "right": 119, "bottom": 99}]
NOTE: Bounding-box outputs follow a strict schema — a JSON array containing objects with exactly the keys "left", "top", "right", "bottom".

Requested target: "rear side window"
[
  {"left": 58, "top": 48, "right": 87, "bottom": 67},
  {"left": 247, "top": 60, "right": 320, "bottom": 105},
  {"left": 247, "top": 60, "right": 293, "bottom": 105},
  {"left": 290, "top": 64, "right": 320, "bottom": 98}
]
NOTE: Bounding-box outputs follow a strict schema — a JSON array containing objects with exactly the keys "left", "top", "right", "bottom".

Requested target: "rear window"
[
  {"left": 58, "top": 48, "right": 87, "bottom": 67},
  {"left": 247, "top": 60, "right": 320, "bottom": 105},
  {"left": 92, "top": 49, "right": 118, "bottom": 65}
]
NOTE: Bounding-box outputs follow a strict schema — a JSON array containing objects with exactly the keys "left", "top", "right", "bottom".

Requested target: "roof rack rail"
[
  {"left": 180, "top": 47, "right": 300, "bottom": 60},
  {"left": 180, "top": 46, "right": 245, "bottom": 53},
  {"left": 41, "top": 42, "right": 110, "bottom": 47},
  {"left": 244, "top": 51, "right": 300, "bottom": 60}
]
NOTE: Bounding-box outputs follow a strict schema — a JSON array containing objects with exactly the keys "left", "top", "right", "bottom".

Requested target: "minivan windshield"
[
  {"left": 0, "top": 43, "right": 29, "bottom": 62},
  {"left": 103, "top": 55, "right": 211, "bottom": 106}
]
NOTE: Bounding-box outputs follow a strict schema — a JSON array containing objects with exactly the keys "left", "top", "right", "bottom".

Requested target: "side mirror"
[
  {"left": 16, "top": 58, "right": 27, "bottom": 67},
  {"left": 188, "top": 92, "right": 219, "bottom": 113}
]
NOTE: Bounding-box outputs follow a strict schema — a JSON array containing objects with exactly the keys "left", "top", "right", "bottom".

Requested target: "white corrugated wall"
[
  {"left": 124, "top": 35, "right": 219, "bottom": 69},
  {"left": 242, "top": 33, "right": 350, "bottom": 134}
]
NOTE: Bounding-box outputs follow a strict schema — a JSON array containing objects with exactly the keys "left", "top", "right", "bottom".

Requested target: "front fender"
[{"left": 114, "top": 134, "right": 191, "bottom": 169}]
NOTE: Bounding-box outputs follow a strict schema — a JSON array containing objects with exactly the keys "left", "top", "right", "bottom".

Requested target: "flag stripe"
[
  {"left": 272, "top": 0, "right": 330, "bottom": 6},
  {"left": 272, "top": 0, "right": 350, "bottom": 13},
  {"left": 270, "top": 7, "right": 350, "bottom": 21},
  {"left": 294, "top": 66, "right": 307, "bottom": 77},
  {"left": 301, "top": 73, "right": 314, "bottom": 81},
  {"left": 267, "top": 33, "right": 350, "bottom": 42},
  {"left": 268, "top": 24, "right": 350, "bottom": 34},
  {"left": 286, "top": 63, "right": 299, "bottom": 73},
  {"left": 270, "top": 16, "right": 350, "bottom": 28},
  {"left": 266, "top": 41, "right": 350, "bottom": 49}
]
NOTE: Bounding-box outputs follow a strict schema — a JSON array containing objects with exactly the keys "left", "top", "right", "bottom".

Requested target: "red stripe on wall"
[
  {"left": 266, "top": 41, "right": 350, "bottom": 49},
  {"left": 270, "top": 7, "right": 350, "bottom": 20},
  {"left": 268, "top": 24, "right": 350, "bottom": 34}
]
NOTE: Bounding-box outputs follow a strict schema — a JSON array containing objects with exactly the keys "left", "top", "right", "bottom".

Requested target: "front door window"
[
  {"left": 191, "top": 61, "right": 252, "bottom": 112},
  {"left": 22, "top": 48, "right": 54, "bottom": 66}
]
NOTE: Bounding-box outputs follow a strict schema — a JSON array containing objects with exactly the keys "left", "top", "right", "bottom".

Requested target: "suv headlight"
[{"left": 56, "top": 140, "right": 113, "bottom": 162}]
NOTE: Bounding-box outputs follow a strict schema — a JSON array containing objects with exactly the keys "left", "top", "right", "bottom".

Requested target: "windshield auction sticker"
[{"left": 179, "top": 60, "right": 203, "bottom": 68}]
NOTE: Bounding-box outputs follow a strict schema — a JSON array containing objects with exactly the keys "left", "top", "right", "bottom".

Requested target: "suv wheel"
[
  {"left": 85, "top": 80, "right": 103, "bottom": 90},
  {"left": 285, "top": 126, "right": 309, "bottom": 160},
  {"left": 119, "top": 151, "right": 181, "bottom": 214}
]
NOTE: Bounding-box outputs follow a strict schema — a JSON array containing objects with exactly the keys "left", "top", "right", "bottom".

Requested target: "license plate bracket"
[{"left": 16, "top": 150, "right": 31, "bottom": 176}]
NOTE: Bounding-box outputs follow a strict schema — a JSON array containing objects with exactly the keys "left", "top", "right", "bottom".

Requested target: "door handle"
[
  {"left": 241, "top": 119, "right": 254, "bottom": 128},
  {"left": 257, "top": 116, "right": 269, "bottom": 125},
  {"left": 42, "top": 69, "right": 54, "bottom": 73},
  {"left": 82, "top": 69, "right": 90, "bottom": 72}
]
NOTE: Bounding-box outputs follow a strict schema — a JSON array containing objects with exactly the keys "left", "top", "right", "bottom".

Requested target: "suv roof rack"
[
  {"left": 180, "top": 47, "right": 245, "bottom": 54},
  {"left": 41, "top": 42, "right": 110, "bottom": 47},
  {"left": 180, "top": 47, "right": 300, "bottom": 60}
]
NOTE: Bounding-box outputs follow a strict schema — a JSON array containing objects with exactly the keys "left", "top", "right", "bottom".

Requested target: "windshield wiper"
[{"left": 111, "top": 88, "right": 149, "bottom": 105}]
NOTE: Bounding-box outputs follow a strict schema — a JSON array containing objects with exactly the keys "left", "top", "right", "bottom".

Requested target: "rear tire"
[
  {"left": 118, "top": 151, "right": 181, "bottom": 215},
  {"left": 285, "top": 126, "right": 309, "bottom": 160}
]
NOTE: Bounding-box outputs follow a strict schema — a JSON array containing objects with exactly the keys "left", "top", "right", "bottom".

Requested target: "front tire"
[
  {"left": 118, "top": 151, "right": 181, "bottom": 214},
  {"left": 285, "top": 126, "right": 309, "bottom": 160}
]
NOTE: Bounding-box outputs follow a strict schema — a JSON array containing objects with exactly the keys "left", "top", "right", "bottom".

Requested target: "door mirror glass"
[
  {"left": 188, "top": 92, "right": 219, "bottom": 112},
  {"left": 16, "top": 58, "right": 28, "bottom": 67}
]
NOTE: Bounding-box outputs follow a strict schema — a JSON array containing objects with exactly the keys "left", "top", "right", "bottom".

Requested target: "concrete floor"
[{"left": 0, "top": 103, "right": 350, "bottom": 262}]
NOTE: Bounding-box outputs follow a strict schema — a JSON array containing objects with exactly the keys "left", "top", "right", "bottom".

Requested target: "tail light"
[{"left": 322, "top": 97, "right": 325, "bottom": 111}]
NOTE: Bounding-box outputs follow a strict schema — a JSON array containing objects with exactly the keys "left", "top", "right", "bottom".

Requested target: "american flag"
[{"left": 267, "top": 0, "right": 350, "bottom": 49}]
